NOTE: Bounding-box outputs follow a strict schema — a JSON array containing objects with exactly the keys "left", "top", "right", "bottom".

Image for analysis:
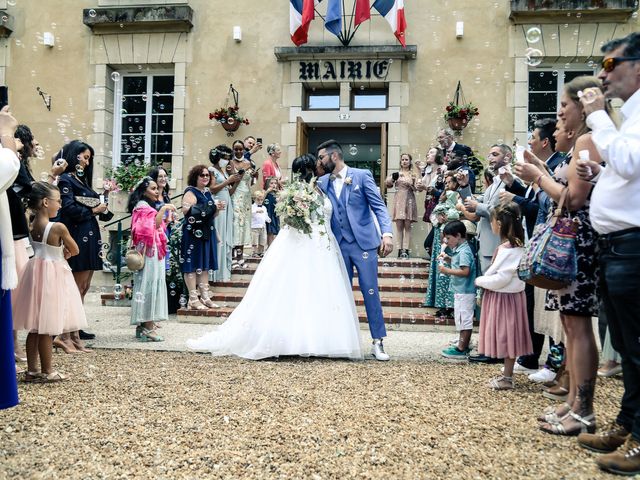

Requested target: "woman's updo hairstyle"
[{"left": 27, "top": 181, "right": 59, "bottom": 211}]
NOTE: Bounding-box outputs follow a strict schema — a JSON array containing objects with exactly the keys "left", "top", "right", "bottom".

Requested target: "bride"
[{"left": 187, "top": 154, "right": 362, "bottom": 360}]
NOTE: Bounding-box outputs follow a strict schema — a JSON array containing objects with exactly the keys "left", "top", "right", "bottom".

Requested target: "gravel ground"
[{"left": 1, "top": 350, "right": 625, "bottom": 479}]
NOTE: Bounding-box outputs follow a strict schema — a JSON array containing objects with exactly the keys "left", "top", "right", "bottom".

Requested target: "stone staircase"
[{"left": 176, "top": 256, "right": 460, "bottom": 332}]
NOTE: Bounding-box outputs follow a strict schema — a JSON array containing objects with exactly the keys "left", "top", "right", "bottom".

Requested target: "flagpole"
[
  {"left": 340, "top": 0, "right": 348, "bottom": 45},
  {"left": 346, "top": 4, "right": 373, "bottom": 45},
  {"left": 345, "top": 0, "right": 356, "bottom": 45}
]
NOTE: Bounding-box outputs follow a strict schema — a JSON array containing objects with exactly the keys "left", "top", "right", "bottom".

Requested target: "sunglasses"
[
  {"left": 601, "top": 56, "right": 640, "bottom": 73},
  {"left": 198, "top": 173, "right": 210, "bottom": 178}
]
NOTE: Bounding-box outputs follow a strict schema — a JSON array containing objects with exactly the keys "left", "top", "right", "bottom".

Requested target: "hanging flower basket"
[
  {"left": 447, "top": 117, "right": 469, "bottom": 131},
  {"left": 443, "top": 81, "right": 478, "bottom": 132},
  {"left": 221, "top": 119, "right": 241, "bottom": 132}
]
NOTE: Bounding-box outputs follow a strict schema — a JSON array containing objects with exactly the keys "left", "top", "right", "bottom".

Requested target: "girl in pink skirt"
[
  {"left": 12, "top": 182, "right": 87, "bottom": 382},
  {"left": 475, "top": 202, "right": 532, "bottom": 390}
]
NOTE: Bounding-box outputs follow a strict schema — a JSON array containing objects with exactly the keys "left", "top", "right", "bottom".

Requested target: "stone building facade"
[{"left": 1, "top": 0, "right": 637, "bottom": 252}]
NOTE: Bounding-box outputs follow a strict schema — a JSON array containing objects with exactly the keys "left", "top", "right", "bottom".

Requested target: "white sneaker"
[
  {"left": 502, "top": 363, "right": 538, "bottom": 375},
  {"left": 371, "top": 339, "right": 390, "bottom": 361},
  {"left": 528, "top": 368, "right": 557, "bottom": 383}
]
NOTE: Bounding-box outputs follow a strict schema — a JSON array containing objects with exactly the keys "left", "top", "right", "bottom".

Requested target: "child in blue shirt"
[{"left": 438, "top": 220, "right": 477, "bottom": 359}]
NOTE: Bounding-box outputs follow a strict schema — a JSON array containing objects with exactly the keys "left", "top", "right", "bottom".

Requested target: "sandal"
[
  {"left": 139, "top": 328, "right": 164, "bottom": 342},
  {"left": 199, "top": 284, "right": 220, "bottom": 309},
  {"left": 538, "top": 402, "right": 572, "bottom": 423},
  {"left": 40, "top": 371, "right": 67, "bottom": 383},
  {"left": 488, "top": 375, "right": 514, "bottom": 390},
  {"left": 540, "top": 411, "right": 596, "bottom": 436},
  {"left": 22, "top": 371, "right": 42, "bottom": 383},
  {"left": 187, "top": 292, "right": 208, "bottom": 311},
  {"left": 135, "top": 325, "right": 143, "bottom": 338}
]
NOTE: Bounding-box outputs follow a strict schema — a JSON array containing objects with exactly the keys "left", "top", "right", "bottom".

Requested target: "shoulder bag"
[{"left": 517, "top": 187, "right": 579, "bottom": 289}]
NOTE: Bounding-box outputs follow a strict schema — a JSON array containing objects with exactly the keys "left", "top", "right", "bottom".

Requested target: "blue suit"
[{"left": 317, "top": 167, "right": 393, "bottom": 339}]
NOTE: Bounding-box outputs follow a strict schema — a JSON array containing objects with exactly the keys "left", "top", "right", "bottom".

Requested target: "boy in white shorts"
[
  {"left": 251, "top": 190, "right": 270, "bottom": 257},
  {"left": 438, "top": 220, "right": 477, "bottom": 359}
]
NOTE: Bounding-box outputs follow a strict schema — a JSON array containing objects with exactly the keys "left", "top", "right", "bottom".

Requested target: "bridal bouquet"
[{"left": 275, "top": 177, "right": 324, "bottom": 236}]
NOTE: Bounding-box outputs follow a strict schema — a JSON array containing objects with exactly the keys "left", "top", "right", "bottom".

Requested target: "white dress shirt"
[
  {"left": 587, "top": 88, "right": 640, "bottom": 234},
  {"left": 332, "top": 164, "right": 349, "bottom": 199}
]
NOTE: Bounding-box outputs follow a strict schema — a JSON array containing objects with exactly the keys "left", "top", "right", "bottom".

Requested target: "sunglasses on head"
[{"left": 601, "top": 56, "right": 640, "bottom": 73}]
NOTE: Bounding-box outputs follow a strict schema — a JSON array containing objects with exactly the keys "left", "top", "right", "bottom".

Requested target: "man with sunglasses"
[{"left": 573, "top": 32, "right": 640, "bottom": 477}]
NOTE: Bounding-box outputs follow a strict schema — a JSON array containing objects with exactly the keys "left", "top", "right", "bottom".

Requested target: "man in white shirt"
[{"left": 573, "top": 32, "right": 640, "bottom": 476}]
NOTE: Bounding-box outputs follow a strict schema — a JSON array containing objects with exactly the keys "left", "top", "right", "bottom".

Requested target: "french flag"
[
  {"left": 373, "top": 0, "right": 407, "bottom": 47},
  {"left": 290, "top": 0, "right": 320, "bottom": 46}
]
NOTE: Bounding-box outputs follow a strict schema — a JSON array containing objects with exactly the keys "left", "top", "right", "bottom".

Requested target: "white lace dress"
[{"left": 187, "top": 195, "right": 363, "bottom": 360}]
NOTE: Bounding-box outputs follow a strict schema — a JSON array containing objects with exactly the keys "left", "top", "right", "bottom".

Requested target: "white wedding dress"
[{"left": 186, "top": 195, "right": 363, "bottom": 360}]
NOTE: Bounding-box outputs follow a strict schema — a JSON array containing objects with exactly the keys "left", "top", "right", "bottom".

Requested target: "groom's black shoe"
[{"left": 371, "top": 339, "right": 390, "bottom": 361}]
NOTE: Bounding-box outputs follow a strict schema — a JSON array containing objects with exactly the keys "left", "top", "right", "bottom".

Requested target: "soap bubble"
[
  {"left": 88, "top": 9, "right": 97, "bottom": 18},
  {"left": 525, "top": 27, "right": 542, "bottom": 44},
  {"left": 194, "top": 230, "right": 203, "bottom": 238},
  {"left": 111, "top": 71, "right": 120, "bottom": 82},
  {"left": 134, "top": 292, "right": 144, "bottom": 303},
  {"left": 524, "top": 48, "right": 543, "bottom": 67},
  {"left": 362, "top": 252, "right": 369, "bottom": 259},
  {"left": 360, "top": 123, "right": 367, "bottom": 130},
  {"left": 349, "top": 145, "right": 358, "bottom": 156}
]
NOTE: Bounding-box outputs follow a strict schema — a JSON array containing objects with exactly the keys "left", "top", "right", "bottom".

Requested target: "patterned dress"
[
  {"left": 423, "top": 223, "right": 454, "bottom": 309},
  {"left": 232, "top": 170, "right": 252, "bottom": 246},
  {"left": 545, "top": 154, "right": 599, "bottom": 317},
  {"left": 210, "top": 167, "right": 234, "bottom": 282}
]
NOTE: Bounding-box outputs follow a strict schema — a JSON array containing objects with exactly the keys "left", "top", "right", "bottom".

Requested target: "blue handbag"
[{"left": 518, "top": 188, "right": 580, "bottom": 290}]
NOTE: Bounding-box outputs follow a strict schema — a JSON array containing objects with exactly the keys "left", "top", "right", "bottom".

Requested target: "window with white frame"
[
  {"left": 527, "top": 67, "right": 595, "bottom": 132},
  {"left": 113, "top": 72, "right": 175, "bottom": 168}
]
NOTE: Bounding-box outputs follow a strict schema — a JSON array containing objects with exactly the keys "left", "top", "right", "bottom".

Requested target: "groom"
[{"left": 316, "top": 139, "right": 394, "bottom": 361}]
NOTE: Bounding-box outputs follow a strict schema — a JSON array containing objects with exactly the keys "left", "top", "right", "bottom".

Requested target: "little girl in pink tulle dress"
[{"left": 12, "top": 182, "right": 87, "bottom": 382}]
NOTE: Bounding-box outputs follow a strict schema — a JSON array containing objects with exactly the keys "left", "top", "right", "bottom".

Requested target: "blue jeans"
[{"left": 599, "top": 229, "right": 640, "bottom": 440}]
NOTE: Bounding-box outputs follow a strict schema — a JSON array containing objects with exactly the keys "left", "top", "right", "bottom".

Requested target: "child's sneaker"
[{"left": 442, "top": 345, "right": 470, "bottom": 359}]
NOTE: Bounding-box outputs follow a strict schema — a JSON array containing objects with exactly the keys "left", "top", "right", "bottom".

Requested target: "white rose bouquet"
[{"left": 275, "top": 177, "right": 324, "bottom": 236}]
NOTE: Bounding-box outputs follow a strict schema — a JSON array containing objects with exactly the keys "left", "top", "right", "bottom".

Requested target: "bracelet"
[{"left": 535, "top": 174, "right": 545, "bottom": 186}]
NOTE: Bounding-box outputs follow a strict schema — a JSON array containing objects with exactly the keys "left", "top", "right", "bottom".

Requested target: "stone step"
[
  {"left": 206, "top": 292, "right": 429, "bottom": 309},
  {"left": 177, "top": 306, "right": 459, "bottom": 328},
  {"left": 211, "top": 279, "right": 426, "bottom": 293},
  {"left": 230, "top": 266, "right": 428, "bottom": 280},
  {"left": 242, "top": 257, "right": 430, "bottom": 268}
]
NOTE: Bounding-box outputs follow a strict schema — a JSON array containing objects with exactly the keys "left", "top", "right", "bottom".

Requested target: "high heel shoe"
[
  {"left": 199, "top": 284, "right": 220, "bottom": 309},
  {"left": 187, "top": 291, "right": 208, "bottom": 311},
  {"left": 53, "top": 336, "right": 80, "bottom": 354},
  {"left": 70, "top": 333, "right": 93, "bottom": 353}
]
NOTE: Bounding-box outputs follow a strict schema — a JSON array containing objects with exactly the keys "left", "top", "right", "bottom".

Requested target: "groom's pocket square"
[{"left": 354, "top": 185, "right": 360, "bottom": 191}]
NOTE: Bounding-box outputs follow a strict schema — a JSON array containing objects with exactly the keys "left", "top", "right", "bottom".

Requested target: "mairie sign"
[{"left": 298, "top": 60, "right": 390, "bottom": 81}]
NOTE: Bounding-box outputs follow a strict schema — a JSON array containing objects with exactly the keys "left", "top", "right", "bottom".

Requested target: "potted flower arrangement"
[
  {"left": 209, "top": 106, "right": 250, "bottom": 133},
  {"left": 444, "top": 101, "right": 479, "bottom": 131},
  {"left": 444, "top": 102, "right": 480, "bottom": 130},
  {"left": 103, "top": 160, "right": 157, "bottom": 212}
]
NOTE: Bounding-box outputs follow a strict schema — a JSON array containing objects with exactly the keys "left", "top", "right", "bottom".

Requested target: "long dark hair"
[
  {"left": 15, "top": 124, "right": 35, "bottom": 169},
  {"left": 127, "top": 176, "right": 156, "bottom": 213},
  {"left": 148, "top": 166, "right": 170, "bottom": 203},
  {"left": 59, "top": 140, "right": 95, "bottom": 188},
  {"left": 291, "top": 154, "right": 317, "bottom": 183},
  {"left": 492, "top": 202, "right": 525, "bottom": 247}
]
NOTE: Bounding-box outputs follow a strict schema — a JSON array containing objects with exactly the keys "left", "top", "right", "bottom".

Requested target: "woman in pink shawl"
[{"left": 127, "top": 177, "right": 176, "bottom": 342}]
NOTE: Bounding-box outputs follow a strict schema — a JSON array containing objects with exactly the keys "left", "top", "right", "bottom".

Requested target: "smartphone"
[
  {"left": 256, "top": 137, "right": 262, "bottom": 145},
  {"left": 0, "top": 86, "right": 8, "bottom": 111},
  {"left": 237, "top": 169, "right": 245, "bottom": 175},
  {"left": 392, "top": 172, "right": 399, "bottom": 181}
]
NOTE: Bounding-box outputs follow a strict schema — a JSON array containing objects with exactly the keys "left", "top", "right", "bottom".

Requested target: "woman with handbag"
[
  {"left": 127, "top": 177, "right": 176, "bottom": 342},
  {"left": 55, "top": 140, "right": 108, "bottom": 353},
  {"left": 515, "top": 76, "right": 614, "bottom": 436},
  {"left": 181, "top": 165, "right": 219, "bottom": 310}
]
